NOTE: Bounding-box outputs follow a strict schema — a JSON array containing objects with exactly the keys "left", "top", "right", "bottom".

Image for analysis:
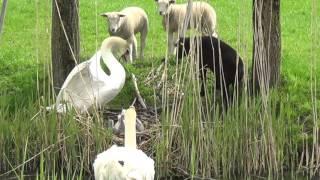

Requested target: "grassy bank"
[{"left": 0, "top": 0, "right": 319, "bottom": 179}]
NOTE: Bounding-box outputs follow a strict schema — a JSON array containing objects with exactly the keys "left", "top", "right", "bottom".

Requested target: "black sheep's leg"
[
  {"left": 214, "top": 75, "right": 221, "bottom": 100},
  {"left": 216, "top": 75, "right": 230, "bottom": 112},
  {"left": 224, "top": 84, "right": 233, "bottom": 106},
  {"left": 200, "top": 68, "right": 207, "bottom": 97},
  {"left": 222, "top": 83, "right": 231, "bottom": 112}
]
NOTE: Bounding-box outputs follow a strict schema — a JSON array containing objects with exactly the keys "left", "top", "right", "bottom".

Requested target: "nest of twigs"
[
  {"left": 100, "top": 61, "right": 191, "bottom": 177},
  {"left": 103, "top": 102, "right": 162, "bottom": 155}
]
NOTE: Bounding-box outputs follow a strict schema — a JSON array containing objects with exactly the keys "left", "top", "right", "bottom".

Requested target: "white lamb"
[
  {"left": 101, "top": 7, "right": 149, "bottom": 62},
  {"left": 155, "top": 0, "right": 218, "bottom": 54}
]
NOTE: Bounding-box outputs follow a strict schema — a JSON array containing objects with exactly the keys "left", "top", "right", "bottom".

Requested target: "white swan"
[
  {"left": 48, "top": 37, "right": 129, "bottom": 114},
  {"left": 93, "top": 106, "right": 155, "bottom": 180}
]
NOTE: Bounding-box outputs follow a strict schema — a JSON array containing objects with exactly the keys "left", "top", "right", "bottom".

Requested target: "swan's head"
[
  {"left": 101, "top": 37, "right": 130, "bottom": 58},
  {"left": 101, "top": 12, "right": 126, "bottom": 33},
  {"left": 155, "top": 0, "right": 176, "bottom": 16}
]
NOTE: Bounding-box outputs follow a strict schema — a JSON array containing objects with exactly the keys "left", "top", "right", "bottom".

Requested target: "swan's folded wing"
[
  {"left": 55, "top": 61, "right": 91, "bottom": 106},
  {"left": 56, "top": 61, "right": 103, "bottom": 106},
  {"left": 60, "top": 61, "right": 91, "bottom": 90},
  {"left": 60, "top": 51, "right": 102, "bottom": 90},
  {"left": 57, "top": 65, "right": 106, "bottom": 106}
]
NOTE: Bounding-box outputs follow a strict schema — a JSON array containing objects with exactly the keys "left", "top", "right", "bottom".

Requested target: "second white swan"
[{"left": 52, "top": 36, "right": 129, "bottom": 114}]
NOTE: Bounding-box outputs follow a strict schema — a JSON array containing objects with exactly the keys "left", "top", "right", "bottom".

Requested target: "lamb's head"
[
  {"left": 155, "top": 0, "right": 176, "bottom": 16},
  {"left": 101, "top": 12, "right": 126, "bottom": 33},
  {"left": 101, "top": 37, "right": 130, "bottom": 59},
  {"left": 175, "top": 37, "right": 191, "bottom": 60}
]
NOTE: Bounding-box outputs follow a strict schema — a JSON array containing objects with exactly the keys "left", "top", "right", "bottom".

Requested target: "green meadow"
[{"left": 0, "top": 0, "right": 319, "bottom": 179}]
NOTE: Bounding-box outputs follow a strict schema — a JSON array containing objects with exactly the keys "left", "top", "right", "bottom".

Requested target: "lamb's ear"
[
  {"left": 169, "top": 0, "right": 176, "bottom": 4},
  {"left": 100, "top": 13, "right": 110, "bottom": 18}
]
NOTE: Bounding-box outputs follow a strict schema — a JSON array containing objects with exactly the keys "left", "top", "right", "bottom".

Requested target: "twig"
[
  {"left": 0, "top": 0, "right": 8, "bottom": 42},
  {"left": 131, "top": 73, "right": 147, "bottom": 109},
  {"left": 144, "top": 60, "right": 165, "bottom": 85},
  {"left": 131, "top": 97, "right": 137, "bottom": 106},
  {"left": 157, "top": 60, "right": 168, "bottom": 89},
  {"left": 0, "top": 0, "right": 8, "bottom": 37},
  {"left": 143, "top": 68, "right": 155, "bottom": 83},
  {"left": 30, "top": 109, "right": 42, "bottom": 121}
]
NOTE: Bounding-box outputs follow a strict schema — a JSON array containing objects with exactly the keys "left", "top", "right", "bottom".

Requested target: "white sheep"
[
  {"left": 101, "top": 7, "right": 149, "bottom": 62},
  {"left": 155, "top": 0, "right": 218, "bottom": 54}
]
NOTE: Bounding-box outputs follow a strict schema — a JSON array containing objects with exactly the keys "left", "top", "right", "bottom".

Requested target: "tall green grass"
[{"left": 0, "top": 0, "right": 319, "bottom": 179}]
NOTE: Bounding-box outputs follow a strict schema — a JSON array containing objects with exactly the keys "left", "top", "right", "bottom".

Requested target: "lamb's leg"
[
  {"left": 128, "top": 43, "right": 133, "bottom": 63},
  {"left": 168, "top": 32, "right": 175, "bottom": 55},
  {"left": 212, "top": 31, "right": 218, "bottom": 38},
  {"left": 199, "top": 68, "right": 207, "bottom": 97},
  {"left": 203, "top": 25, "right": 218, "bottom": 38},
  {"left": 202, "top": 16, "right": 218, "bottom": 37},
  {"left": 209, "top": 23, "right": 218, "bottom": 38},
  {"left": 140, "top": 24, "right": 148, "bottom": 60},
  {"left": 173, "top": 33, "right": 179, "bottom": 54},
  {"left": 131, "top": 35, "right": 138, "bottom": 60}
]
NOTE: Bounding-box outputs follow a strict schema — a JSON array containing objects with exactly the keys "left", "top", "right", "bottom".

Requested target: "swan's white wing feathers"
[
  {"left": 59, "top": 51, "right": 103, "bottom": 93},
  {"left": 56, "top": 62, "right": 106, "bottom": 112},
  {"left": 60, "top": 61, "right": 90, "bottom": 90}
]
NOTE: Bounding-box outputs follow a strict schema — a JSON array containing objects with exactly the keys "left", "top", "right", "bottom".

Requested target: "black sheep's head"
[{"left": 175, "top": 37, "right": 190, "bottom": 60}]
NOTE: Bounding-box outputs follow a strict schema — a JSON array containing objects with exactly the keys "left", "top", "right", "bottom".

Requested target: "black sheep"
[{"left": 176, "top": 36, "right": 244, "bottom": 108}]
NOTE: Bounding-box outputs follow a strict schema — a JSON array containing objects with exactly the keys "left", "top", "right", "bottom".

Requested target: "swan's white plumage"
[
  {"left": 51, "top": 37, "right": 128, "bottom": 114},
  {"left": 93, "top": 145, "right": 155, "bottom": 180},
  {"left": 93, "top": 107, "right": 155, "bottom": 180}
]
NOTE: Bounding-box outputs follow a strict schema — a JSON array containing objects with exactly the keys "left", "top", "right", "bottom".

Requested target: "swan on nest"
[
  {"left": 93, "top": 106, "right": 155, "bottom": 180},
  {"left": 47, "top": 36, "right": 130, "bottom": 114}
]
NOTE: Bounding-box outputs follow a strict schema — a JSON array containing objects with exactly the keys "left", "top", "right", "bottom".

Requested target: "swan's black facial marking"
[{"left": 118, "top": 160, "right": 124, "bottom": 166}]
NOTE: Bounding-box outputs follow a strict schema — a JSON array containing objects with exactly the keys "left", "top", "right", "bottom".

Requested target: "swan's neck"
[
  {"left": 124, "top": 109, "right": 137, "bottom": 149},
  {"left": 100, "top": 50, "right": 125, "bottom": 80}
]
